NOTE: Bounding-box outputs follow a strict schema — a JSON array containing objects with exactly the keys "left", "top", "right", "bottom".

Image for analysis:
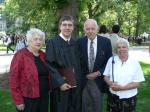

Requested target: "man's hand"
[
  {"left": 16, "top": 104, "right": 25, "bottom": 111},
  {"left": 86, "top": 71, "right": 100, "bottom": 80},
  {"left": 60, "top": 83, "right": 71, "bottom": 91}
]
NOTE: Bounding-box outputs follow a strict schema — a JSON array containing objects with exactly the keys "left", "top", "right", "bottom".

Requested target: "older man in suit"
[{"left": 77, "top": 19, "right": 112, "bottom": 112}]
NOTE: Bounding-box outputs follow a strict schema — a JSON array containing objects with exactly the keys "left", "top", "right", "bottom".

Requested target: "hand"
[
  {"left": 60, "top": 83, "right": 71, "bottom": 91},
  {"left": 110, "top": 82, "right": 123, "bottom": 91},
  {"left": 86, "top": 71, "right": 100, "bottom": 80},
  {"left": 16, "top": 104, "right": 25, "bottom": 111}
]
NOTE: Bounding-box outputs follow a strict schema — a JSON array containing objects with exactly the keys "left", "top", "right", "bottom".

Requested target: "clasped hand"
[
  {"left": 60, "top": 83, "right": 71, "bottom": 91},
  {"left": 110, "top": 82, "right": 123, "bottom": 91}
]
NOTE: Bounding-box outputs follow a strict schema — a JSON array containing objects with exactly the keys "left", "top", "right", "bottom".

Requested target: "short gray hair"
[
  {"left": 84, "top": 19, "right": 99, "bottom": 30},
  {"left": 26, "top": 28, "right": 45, "bottom": 44},
  {"left": 116, "top": 38, "right": 130, "bottom": 48}
]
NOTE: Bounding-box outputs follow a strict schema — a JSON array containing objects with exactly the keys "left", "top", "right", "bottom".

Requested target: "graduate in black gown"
[{"left": 46, "top": 15, "right": 82, "bottom": 112}]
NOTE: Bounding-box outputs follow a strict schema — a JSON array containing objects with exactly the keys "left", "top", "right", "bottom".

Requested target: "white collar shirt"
[
  {"left": 103, "top": 55, "right": 145, "bottom": 99},
  {"left": 59, "top": 33, "right": 71, "bottom": 42}
]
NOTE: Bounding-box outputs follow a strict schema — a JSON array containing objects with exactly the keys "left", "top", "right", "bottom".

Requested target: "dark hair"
[
  {"left": 59, "top": 15, "right": 74, "bottom": 25},
  {"left": 99, "top": 25, "right": 107, "bottom": 34},
  {"left": 112, "top": 25, "right": 120, "bottom": 33}
]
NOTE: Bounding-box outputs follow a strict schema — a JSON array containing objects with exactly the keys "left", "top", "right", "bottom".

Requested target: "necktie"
[
  {"left": 89, "top": 40, "right": 95, "bottom": 72},
  {"left": 66, "top": 40, "right": 70, "bottom": 44}
]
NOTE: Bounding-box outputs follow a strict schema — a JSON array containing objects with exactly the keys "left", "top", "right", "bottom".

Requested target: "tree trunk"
[
  {"left": 128, "top": 20, "right": 131, "bottom": 36},
  {"left": 135, "top": 14, "right": 140, "bottom": 38},
  {"left": 56, "top": 0, "right": 79, "bottom": 37}
]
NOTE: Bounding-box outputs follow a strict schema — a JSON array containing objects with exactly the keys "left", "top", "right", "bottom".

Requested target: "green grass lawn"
[
  {"left": 0, "top": 90, "right": 15, "bottom": 112},
  {"left": 0, "top": 61, "right": 150, "bottom": 112},
  {"left": 136, "top": 62, "right": 150, "bottom": 112}
]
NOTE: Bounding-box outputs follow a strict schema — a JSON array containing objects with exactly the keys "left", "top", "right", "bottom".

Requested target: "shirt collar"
[
  {"left": 59, "top": 33, "right": 71, "bottom": 42},
  {"left": 88, "top": 36, "right": 97, "bottom": 44},
  {"left": 116, "top": 55, "right": 129, "bottom": 65}
]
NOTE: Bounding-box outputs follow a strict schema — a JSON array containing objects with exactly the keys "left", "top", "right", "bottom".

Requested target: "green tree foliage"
[
  {"left": 4, "top": 0, "right": 19, "bottom": 31},
  {"left": 78, "top": 0, "right": 113, "bottom": 35},
  {"left": 5, "top": 0, "right": 79, "bottom": 37},
  {"left": 5, "top": 0, "right": 55, "bottom": 37},
  {"left": 136, "top": 0, "right": 150, "bottom": 35},
  {"left": 4, "top": 0, "right": 150, "bottom": 38}
]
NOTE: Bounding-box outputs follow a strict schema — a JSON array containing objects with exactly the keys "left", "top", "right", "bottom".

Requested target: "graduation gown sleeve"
[{"left": 45, "top": 40, "right": 65, "bottom": 89}]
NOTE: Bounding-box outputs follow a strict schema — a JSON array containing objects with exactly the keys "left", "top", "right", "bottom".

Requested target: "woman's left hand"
[
  {"left": 16, "top": 104, "right": 25, "bottom": 111},
  {"left": 110, "top": 83, "right": 123, "bottom": 91}
]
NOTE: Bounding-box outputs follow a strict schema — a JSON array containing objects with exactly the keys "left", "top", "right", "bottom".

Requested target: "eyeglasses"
[{"left": 61, "top": 23, "right": 73, "bottom": 27}]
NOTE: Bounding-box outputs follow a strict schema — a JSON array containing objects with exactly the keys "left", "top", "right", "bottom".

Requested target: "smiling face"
[
  {"left": 117, "top": 43, "right": 129, "bottom": 58},
  {"left": 59, "top": 20, "right": 74, "bottom": 39},
  {"left": 28, "top": 34, "right": 44, "bottom": 52},
  {"left": 84, "top": 19, "right": 98, "bottom": 40}
]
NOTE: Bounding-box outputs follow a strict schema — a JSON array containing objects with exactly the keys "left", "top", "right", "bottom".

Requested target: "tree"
[
  {"left": 53, "top": 0, "right": 79, "bottom": 36},
  {"left": 4, "top": 0, "right": 150, "bottom": 38},
  {"left": 4, "top": 0, "right": 55, "bottom": 37}
]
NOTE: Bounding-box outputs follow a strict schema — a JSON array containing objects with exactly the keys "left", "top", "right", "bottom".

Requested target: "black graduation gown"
[{"left": 45, "top": 36, "right": 82, "bottom": 112}]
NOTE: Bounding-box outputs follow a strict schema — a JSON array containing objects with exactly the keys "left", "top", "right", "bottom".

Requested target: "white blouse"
[{"left": 103, "top": 55, "right": 145, "bottom": 99}]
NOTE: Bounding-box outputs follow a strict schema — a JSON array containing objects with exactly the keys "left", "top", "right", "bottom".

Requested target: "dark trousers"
[
  {"left": 16, "top": 93, "right": 49, "bottom": 112},
  {"left": 82, "top": 80, "right": 103, "bottom": 112},
  {"left": 51, "top": 87, "right": 82, "bottom": 112},
  {"left": 7, "top": 43, "right": 14, "bottom": 53},
  {"left": 107, "top": 92, "right": 137, "bottom": 112}
]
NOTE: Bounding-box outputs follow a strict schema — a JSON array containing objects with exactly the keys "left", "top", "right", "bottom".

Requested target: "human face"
[
  {"left": 28, "top": 34, "right": 44, "bottom": 52},
  {"left": 84, "top": 20, "right": 98, "bottom": 40},
  {"left": 117, "top": 43, "right": 129, "bottom": 58},
  {"left": 59, "top": 20, "right": 74, "bottom": 39}
]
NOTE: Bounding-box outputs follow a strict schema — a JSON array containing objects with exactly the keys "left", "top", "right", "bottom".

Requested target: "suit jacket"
[{"left": 77, "top": 35, "right": 112, "bottom": 92}]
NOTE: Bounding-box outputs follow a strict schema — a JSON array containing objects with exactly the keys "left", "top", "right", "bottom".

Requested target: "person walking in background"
[
  {"left": 46, "top": 15, "right": 82, "bottom": 112},
  {"left": 99, "top": 25, "right": 110, "bottom": 39},
  {"left": 15, "top": 34, "right": 27, "bottom": 51},
  {"left": 77, "top": 19, "right": 112, "bottom": 112},
  {"left": 9, "top": 28, "right": 52, "bottom": 112},
  {"left": 5, "top": 34, "right": 14, "bottom": 53},
  {"left": 103, "top": 38, "right": 145, "bottom": 112},
  {"left": 110, "top": 25, "right": 121, "bottom": 55}
]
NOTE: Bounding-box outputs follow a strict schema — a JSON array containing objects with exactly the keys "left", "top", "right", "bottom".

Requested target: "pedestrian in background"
[
  {"left": 99, "top": 25, "right": 110, "bottom": 39},
  {"left": 5, "top": 34, "right": 14, "bottom": 53},
  {"left": 110, "top": 25, "right": 121, "bottom": 55},
  {"left": 15, "top": 34, "right": 27, "bottom": 51}
]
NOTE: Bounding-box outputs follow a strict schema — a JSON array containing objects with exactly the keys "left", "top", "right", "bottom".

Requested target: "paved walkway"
[
  {"left": 0, "top": 46, "right": 150, "bottom": 75},
  {"left": 129, "top": 46, "right": 150, "bottom": 62},
  {"left": 0, "top": 52, "right": 14, "bottom": 74}
]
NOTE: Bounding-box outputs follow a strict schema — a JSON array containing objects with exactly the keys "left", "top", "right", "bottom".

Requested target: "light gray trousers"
[{"left": 82, "top": 80, "right": 103, "bottom": 112}]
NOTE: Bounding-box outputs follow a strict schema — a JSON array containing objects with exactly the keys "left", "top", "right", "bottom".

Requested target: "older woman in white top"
[{"left": 103, "top": 38, "right": 145, "bottom": 112}]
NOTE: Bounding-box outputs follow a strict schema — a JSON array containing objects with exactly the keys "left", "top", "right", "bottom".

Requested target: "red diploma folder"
[{"left": 58, "top": 68, "right": 77, "bottom": 88}]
